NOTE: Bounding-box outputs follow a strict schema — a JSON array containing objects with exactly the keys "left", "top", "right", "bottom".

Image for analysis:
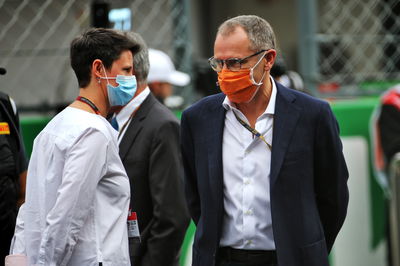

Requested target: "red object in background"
[
  {"left": 318, "top": 82, "right": 340, "bottom": 93},
  {"left": 381, "top": 87, "right": 400, "bottom": 111}
]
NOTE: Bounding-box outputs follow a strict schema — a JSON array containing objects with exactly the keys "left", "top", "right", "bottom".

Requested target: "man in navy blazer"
[{"left": 180, "top": 15, "right": 349, "bottom": 266}]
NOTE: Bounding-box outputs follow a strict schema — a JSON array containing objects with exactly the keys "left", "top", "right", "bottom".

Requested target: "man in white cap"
[{"left": 147, "top": 49, "right": 190, "bottom": 105}]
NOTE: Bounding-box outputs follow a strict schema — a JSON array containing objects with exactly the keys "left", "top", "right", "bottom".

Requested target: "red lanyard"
[{"left": 76, "top": 96, "right": 100, "bottom": 115}]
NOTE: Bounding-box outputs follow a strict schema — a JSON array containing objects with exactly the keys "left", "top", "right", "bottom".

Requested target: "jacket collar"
[{"left": 118, "top": 92, "right": 157, "bottom": 159}]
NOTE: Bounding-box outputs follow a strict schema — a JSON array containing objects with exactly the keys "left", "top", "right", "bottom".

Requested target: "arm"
[
  {"left": 17, "top": 170, "right": 27, "bottom": 207},
  {"left": 180, "top": 112, "right": 201, "bottom": 225},
  {"left": 9, "top": 203, "right": 26, "bottom": 255},
  {"left": 141, "top": 121, "right": 190, "bottom": 265},
  {"left": 314, "top": 102, "right": 349, "bottom": 252},
  {"left": 8, "top": 98, "right": 28, "bottom": 206},
  {"left": 17, "top": 126, "right": 28, "bottom": 206},
  {"left": 36, "top": 129, "right": 109, "bottom": 266}
]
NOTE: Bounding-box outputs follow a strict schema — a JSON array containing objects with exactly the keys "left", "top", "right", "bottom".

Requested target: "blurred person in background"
[
  {"left": 270, "top": 55, "right": 307, "bottom": 94},
  {"left": 378, "top": 85, "right": 400, "bottom": 174},
  {"left": 372, "top": 84, "right": 400, "bottom": 266},
  {"left": 110, "top": 32, "right": 189, "bottom": 266},
  {"left": 0, "top": 68, "right": 28, "bottom": 266},
  {"left": 8, "top": 28, "right": 139, "bottom": 266},
  {"left": 147, "top": 48, "right": 190, "bottom": 108},
  {"left": 181, "top": 15, "right": 349, "bottom": 266}
]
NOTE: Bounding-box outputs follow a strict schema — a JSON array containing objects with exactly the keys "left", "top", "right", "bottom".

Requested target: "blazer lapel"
[
  {"left": 119, "top": 93, "right": 156, "bottom": 160},
  {"left": 206, "top": 95, "right": 226, "bottom": 227},
  {"left": 270, "top": 84, "right": 301, "bottom": 186}
]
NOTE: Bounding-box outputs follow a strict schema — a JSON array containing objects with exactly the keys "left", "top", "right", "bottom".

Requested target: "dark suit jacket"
[
  {"left": 120, "top": 92, "right": 190, "bottom": 266},
  {"left": 180, "top": 83, "right": 349, "bottom": 266}
]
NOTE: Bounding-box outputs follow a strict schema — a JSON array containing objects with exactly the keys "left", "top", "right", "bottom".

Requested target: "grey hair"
[
  {"left": 217, "top": 15, "right": 276, "bottom": 52},
  {"left": 124, "top": 31, "right": 149, "bottom": 86}
]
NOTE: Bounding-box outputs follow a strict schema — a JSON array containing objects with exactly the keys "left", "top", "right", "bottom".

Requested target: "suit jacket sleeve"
[
  {"left": 314, "top": 102, "right": 349, "bottom": 252},
  {"left": 180, "top": 111, "right": 201, "bottom": 225},
  {"left": 140, "top": 120, "right": 190, "bottom": 266}
]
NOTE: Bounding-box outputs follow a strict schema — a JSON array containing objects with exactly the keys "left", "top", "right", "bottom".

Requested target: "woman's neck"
[{"left": 74, "top": 86, "right": 109, "bottom": 117}]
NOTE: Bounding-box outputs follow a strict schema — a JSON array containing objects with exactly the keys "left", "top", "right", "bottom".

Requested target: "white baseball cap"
[{"left": 147, "top": 48, "right": 190, "bottom": 86}]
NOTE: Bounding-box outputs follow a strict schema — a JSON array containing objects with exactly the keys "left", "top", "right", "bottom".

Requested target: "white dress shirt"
[
  {"left": 11, "top": 107, "right": 131, "bottom": 266},
  {"left": 219, "top": 77, "right": 277, "bottom": 250},
  {"left": 113, "top": 87, "right": 150, "bottom": 143}
]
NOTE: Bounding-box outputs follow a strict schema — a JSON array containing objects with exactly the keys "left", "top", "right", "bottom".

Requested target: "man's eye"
[{"left": 226, "top": 59, "right": 240, "bottom": 66}]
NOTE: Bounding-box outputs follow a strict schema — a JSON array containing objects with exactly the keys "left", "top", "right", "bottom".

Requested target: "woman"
[{"left": 9, "top": 28, "right": 140, "bottom": 266}]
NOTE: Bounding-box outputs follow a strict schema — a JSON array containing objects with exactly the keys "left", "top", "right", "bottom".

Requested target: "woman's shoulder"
[{"left": 42, "top": 107, "right": 114, "bottom": 145}]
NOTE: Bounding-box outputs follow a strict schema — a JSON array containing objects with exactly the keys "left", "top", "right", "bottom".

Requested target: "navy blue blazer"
[{"left": 180, "top": 83, "right": 349, "bottom": 266}]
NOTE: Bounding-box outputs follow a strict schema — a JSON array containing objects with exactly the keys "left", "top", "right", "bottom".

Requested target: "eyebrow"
[{"left": 214, "top": 56, "right": 242, "bottom": 60}]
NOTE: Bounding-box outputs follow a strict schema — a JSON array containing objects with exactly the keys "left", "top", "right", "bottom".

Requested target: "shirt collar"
[
  {"left": 222, "top": 76, "right": 277, "bottom": 116},
  {"left": 114, "top": 87, "right": 150, "bottom": 129}
]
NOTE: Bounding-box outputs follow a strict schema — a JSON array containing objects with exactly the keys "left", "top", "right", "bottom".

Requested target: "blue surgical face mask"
[{"left": 100, "top": 66, "right": 137, "bottom": 106}]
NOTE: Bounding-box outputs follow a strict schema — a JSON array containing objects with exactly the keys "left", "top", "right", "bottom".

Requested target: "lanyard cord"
[
  {"left": 117, "top": 105, "right": 140, "bottom": 139},
  {"left": 232, "top": 110, "right": 272, "bottom": 150},
  {"left": 76, "top": 96, "right": 100, "bottom": 115}
]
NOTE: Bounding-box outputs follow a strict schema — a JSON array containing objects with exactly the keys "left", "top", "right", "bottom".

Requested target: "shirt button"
[
  {"left": 245, "top": 210, "right": 253, "bottom": 215},
  {"left": 244, "top": 179, "right": 250, "bottom": 185},
  {"left": 246, "top": 240, "right": 253, "bottom": 245}
]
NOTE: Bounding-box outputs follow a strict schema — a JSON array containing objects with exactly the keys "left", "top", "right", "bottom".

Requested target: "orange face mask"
[
  {"left": 217, "top": 53, "right": 266, "bottom": 103},
  {"left": 218, "top": 69, "right": 257, "bottom": 103}
]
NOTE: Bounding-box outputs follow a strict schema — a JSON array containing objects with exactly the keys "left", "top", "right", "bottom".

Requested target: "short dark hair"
[{"left": 70, "top": 28, "right": 140, "bottom": 88}]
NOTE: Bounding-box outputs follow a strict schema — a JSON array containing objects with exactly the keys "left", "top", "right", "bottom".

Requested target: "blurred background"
[
  {"left": 2, "top": 0, "right": 400, "bottom": 265},
  {"left": 4, "top": 0, "right": 400, "bottom": 111}
]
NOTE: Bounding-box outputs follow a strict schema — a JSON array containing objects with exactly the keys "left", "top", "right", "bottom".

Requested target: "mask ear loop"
[
  {"left": 98, "top": 64, "right": 112, "bottom": 107},
  {"left": 101, "top": 65, "right": 111, "bottom": 86},
  {"left": 250, "top": 51, "right": 268, "bottom": 86}
]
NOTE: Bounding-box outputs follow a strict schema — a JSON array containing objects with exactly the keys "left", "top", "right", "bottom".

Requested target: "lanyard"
[
  {"left": 232, "top": 111, "right": 272, "bottom": 150},
  {"left": 76, "top": 96, "right": 100, "bottom": 115},
  {"left": 117, "top": 105, "right": 140, "bottom": 139}
]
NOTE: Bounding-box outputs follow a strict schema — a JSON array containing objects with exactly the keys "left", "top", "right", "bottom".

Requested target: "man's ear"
[
  {"left": 264, "top": 49, "right": 277, "bottom": 71},
  {"left": 149, "top": 81, "right": 162, "bottom": 92}
]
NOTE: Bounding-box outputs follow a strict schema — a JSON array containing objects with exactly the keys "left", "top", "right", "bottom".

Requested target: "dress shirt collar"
[
  {"left": 114, "top": 87, "right": 150, "bottom": 129},
  {"left": 222, "top": 76, "right": 277, "bottom": 116}
]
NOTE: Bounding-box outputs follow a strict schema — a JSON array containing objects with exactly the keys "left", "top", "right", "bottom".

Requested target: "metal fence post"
[{"left": 297, "top": 0, "right": 318, "bottom": 95}]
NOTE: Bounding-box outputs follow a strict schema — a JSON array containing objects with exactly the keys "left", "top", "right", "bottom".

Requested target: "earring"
[{"left": 98, "top": 78, "right": 101, "bottom": 84}]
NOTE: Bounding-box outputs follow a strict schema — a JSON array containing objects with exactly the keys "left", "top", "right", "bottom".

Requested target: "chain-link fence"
[
  {"left": 0, "top": 0, "right": 192, "bottom": 113},
  {"left": 298, "top": 0, "right": 400, "bottom": 95}
]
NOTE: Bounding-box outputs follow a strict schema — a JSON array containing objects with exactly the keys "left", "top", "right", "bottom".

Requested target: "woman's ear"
[{"left": 92, "top": 59, "right": 104, "bottom": 78}]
